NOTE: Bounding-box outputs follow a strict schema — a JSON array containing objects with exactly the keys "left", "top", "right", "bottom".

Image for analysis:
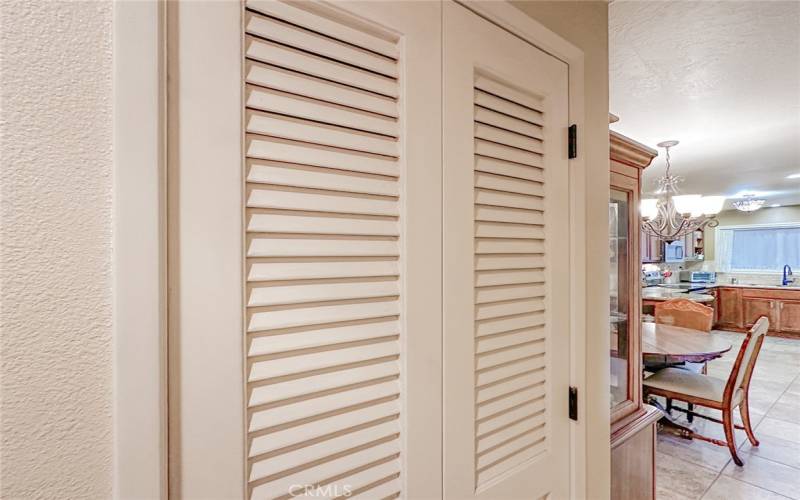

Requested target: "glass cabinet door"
[{"left": 609, "top": 189, "right": 631, "bottom": 410}]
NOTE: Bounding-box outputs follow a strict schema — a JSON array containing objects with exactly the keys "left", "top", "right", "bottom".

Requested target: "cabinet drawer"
[{"left": 741, "top": 288, "right": 800, "bottom": 301}]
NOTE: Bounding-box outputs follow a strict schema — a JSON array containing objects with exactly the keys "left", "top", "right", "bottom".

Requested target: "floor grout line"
[{"left": 706, "top": 475, "right": 795, "bottom": 500}]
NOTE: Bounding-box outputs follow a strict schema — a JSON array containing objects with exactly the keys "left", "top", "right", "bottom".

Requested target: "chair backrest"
[
  {"left": 654, "top": 298, "right": 714, "bottom": 332},
  {"left": 724, "top": 316, "right": 769, "bottom": 403}
]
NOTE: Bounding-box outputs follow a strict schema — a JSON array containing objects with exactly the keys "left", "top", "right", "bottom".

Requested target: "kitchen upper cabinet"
[
  {"left": 641, "top": 232, "right": 663, "bottom": 263},
  {"left": 716, "top": 287, "right": 743, "bottom": 328},
  {"left": 684, "top": 230, "right": 704, "bottom": 261},
  {"left": 779, "top": 300, "right": 800, "bottom": 334}
]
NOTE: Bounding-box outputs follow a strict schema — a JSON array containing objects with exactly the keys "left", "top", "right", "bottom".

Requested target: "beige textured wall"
[
  {"left": 705, "top": 205, "right": 800, "bottom": 261},
  {"left": 511, "top": 1, "right": 611, "bottom": 497},
  {"left": 0, "top": 0, "right": 113, "bottom": 497}
]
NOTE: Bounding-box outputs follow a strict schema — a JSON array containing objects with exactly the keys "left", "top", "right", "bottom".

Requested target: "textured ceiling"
[{"left": 610, "top": 1, "right": 800, "bottom": 208}]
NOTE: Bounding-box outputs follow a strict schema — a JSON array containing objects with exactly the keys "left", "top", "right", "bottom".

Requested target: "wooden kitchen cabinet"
[
  {"left": 742, "top": 297, "right": 778, "bottom": 331},
  {"left": 716, "top": 287, "right": 743, "bottom": 329},
  {"left": 714, "top": 287, "right": 800, "bottom": 335},
  {"left": 683, "top": 230, "right": 704, "bottom": 261},
  {"left": 641, "top": 233, "right": 663, "bottom": 263},
  {"left": 779, "top": 300, "right": 800, "bottom": 334}
]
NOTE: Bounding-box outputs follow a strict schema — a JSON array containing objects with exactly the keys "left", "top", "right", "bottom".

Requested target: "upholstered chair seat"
[{"left": 644, "top": 368, "right": 743, "bottom": 405}]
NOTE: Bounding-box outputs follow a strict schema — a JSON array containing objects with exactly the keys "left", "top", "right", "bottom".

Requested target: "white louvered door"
[
  {"left": 172, "top": 1, "right": 574, "bottom": 499},
  {"left": 442, "top": 3, "right": 571, "bottom": 499},
  {"left": 171, "top": 1, "right": 441, "bottom": 499},
  {"left": 243, "top": 1, "right": 442, "bottom": 498}
]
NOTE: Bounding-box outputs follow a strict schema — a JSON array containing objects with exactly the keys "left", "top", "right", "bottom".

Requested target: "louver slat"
[
  {"left": 247, "top": 187, "right": 398, "bottom": 216},
  {"left": 243, "top": 2, "right": 403, "bottom": 498},
  {"left": 250, "top": 441, "right": 401, "bottom": 499},
  {"left": 244, "top": 12, "right": 397, "bottom": 78},
  {"left": 248, "top": 259, "right": 399, "bottom": 282},
  {"left": 245, "top": 36, "right": 397, "bottom": 98},
  {"left": 472, "top": 75, "right": 549, "bottom": 488},
  {"left": 246, "top": 61, "right": 397, "bottom": 118},
  {"left": 246, "top": 0, "right": 399, "bottom": 59},
  {"left": 246, "top": 110, "right": 398, "bottom": 157},
  {"left": 247, "top": 160, "right": 399, "bottom": 196},
  {"left": 249, "top": 319, "right": 400, "bottom": 355},
  {"left": 246, "top": 87, "right": 398, "bottom": 137},
  {"left": 249, "top": 399, "right": 400, "bottom": 456},
  {"left": 246, "top": 135, "right": 398, "bottom": 177}
]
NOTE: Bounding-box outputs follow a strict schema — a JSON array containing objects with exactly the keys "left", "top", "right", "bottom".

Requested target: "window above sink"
[{"left": 717, "top": 223, "right": 800, "bottom": 273}]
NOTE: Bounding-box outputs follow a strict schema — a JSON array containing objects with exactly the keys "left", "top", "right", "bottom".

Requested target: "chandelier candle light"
[
  {"left": 640, "top": 140, "right": 726, "bottom": 243},
  {"left": 732, "top": 194, "right": 766, "bottom": 213}
]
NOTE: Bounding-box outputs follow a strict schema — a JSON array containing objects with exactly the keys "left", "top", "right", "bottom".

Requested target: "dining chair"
[
  {"left": 654, "top": 298, "right": 714, "bottom": 332},
  {"left": 643, "top": 316, "right": 769, "bottom": 466},
  {"left": 653, "top": 298, "right": 714, "bottom": 420}
]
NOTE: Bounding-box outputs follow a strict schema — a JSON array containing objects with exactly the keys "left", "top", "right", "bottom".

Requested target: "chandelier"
[
  {"left": 640, "top": 140, "right": 725, "bottom": 243},
  {"left": 732, "top": 194, "right": 766, "bottom": 213}
]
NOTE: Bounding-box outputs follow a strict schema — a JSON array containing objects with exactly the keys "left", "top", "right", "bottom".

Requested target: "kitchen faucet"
[{"left": 783, "top": 265, "right": 794, "bottom": 286}]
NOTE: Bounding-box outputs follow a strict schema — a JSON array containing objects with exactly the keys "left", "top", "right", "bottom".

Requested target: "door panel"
[
  {"left": 243, "top": 2, "right": 442, "bottom": 498},
  {"left": 443, "top": 3, "right": 571, "bottom": 498},
  {"left": 172, "top": 1, "right": 441, "bottom": 498},
  {"left": 779, "top": 300, "right": 800, "bottom": 333},
  {"left": 717, "top": 288, "right": 743, "bottom": 328},
  {"left": 742, "top": 298, "right": 776, "bottom": 330}
]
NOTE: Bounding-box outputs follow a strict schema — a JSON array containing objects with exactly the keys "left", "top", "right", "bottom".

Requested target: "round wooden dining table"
[{"left": 642, "top": 322, "right": 733, "bottom": 366}]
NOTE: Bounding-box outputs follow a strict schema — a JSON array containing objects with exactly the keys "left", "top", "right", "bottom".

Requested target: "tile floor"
[{"left": 654, "top": 330, "right": 800, "bottom": 500}]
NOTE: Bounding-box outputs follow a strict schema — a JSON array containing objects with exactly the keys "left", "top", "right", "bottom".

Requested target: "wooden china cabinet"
[{"left": 609, "top": 128, "right": 662, "bottom": 500}]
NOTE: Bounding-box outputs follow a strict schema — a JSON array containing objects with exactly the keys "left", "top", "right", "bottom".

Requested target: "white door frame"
[{"left": 112, "top": 1, "right": 605, "bottom": 499}]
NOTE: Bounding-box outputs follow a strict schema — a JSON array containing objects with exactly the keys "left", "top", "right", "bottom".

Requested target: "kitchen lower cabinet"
[
  {"left": 714, "top": 287, "right": 800, "bottom": 335},
  {"left": 779, "top": 300, "right": 800, "bottom": 334},
  {"left": 716, "top": 287, "right": 743, "bottom": 329},
  {"left": 742, "top": 297, "right": 779, "bottom": 331}
]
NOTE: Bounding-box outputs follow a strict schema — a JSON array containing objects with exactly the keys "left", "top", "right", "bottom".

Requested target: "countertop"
[
  {"left": 641, "top": 288, "right": 715, "bottom": 303},
  {"left": 700, "top": 283, "right": 800, "bottom": 291}
]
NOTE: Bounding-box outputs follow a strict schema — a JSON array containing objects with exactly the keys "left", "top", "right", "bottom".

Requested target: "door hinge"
[
  {"left": 568, "top": 124, "right": 577, "bottom": 159},
  {"left": 569, "top": 386, "right": 578, "bottom": 421}
]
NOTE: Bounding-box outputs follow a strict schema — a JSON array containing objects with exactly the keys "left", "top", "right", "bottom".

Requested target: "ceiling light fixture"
[
  {"left": 640, "top": 140, "right": 725, "bottom": 243},
  {"left": 770, "top": 204, "right": 782, "bottom": 208},
  {"left": 787, "top": 173, "right": 800, "bottom": 179},
  {"left": 733, "top": 194, "right": 766, "bottom": 212}
]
